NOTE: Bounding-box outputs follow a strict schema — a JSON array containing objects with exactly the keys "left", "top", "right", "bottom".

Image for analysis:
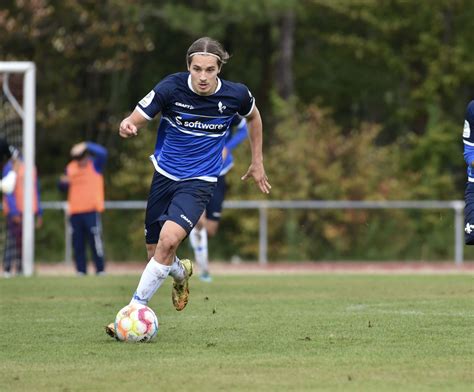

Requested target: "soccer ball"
[{"left": 114, "top": 303, "right": 159, "bottom": 342}]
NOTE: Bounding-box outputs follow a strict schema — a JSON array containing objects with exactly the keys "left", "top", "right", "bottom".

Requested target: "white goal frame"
[{"left": 0, "top": 62, "right": 36, "bottom": 277}]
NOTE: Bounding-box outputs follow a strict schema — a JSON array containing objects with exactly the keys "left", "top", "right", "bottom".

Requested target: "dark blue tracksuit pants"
[{"left": 70, "top": 211, "right": 105, "bottom": 274}]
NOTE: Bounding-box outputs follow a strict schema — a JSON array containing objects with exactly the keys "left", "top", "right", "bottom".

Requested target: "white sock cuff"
[
  {"left": 148, "top": 257, "right": 171, "bottom": 277},
  {"left": 189, "top": 228, "right": 199, "bottom": 248}
]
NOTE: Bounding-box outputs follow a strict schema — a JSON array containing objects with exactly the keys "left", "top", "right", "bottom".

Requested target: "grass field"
[{"left": 0, "top": 273, "right": 473, "bottom": 391}]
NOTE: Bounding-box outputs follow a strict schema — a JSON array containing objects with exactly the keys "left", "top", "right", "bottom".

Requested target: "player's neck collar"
[{"left": 187, "top": 74, "right": 222, "bottom": 95}]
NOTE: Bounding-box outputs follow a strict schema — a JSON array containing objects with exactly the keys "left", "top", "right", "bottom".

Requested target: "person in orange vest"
[
  {"left": 59, "top": 141, "right": 107, "bottom": 275},
  {"left": 1, "top": 139, "right": 43, "bottom": 278}
]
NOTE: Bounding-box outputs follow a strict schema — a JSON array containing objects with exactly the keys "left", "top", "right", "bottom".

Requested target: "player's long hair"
[{"left": 186, "top": 37, "right": 230, "bottom": 69}]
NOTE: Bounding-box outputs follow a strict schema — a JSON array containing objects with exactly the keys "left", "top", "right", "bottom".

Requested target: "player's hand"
[
  {"left": 119, "top": 119, "right": 138, "bottom": 138},
  {"left": 241, "top": 161, "right": 271, "bottom": 194},
  {"left": 70, "top": 142, "right": 87, "bottom": 157},
  {"left": 12, "top": 215, "right": 21, "bottom": 224}
]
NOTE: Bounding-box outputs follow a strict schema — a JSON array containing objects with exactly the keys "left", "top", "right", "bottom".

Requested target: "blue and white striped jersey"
[
  {"left": 462, "top": 100, "right": 474, "bottom": 181},
  {"left": 136, "top": 72, "right": 255, "bottom": 182}
]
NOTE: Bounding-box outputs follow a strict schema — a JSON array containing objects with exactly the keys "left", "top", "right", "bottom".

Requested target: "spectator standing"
[
  {"left": 59, "top": 141, "right": 107, "bottom": 275},
  {"left": 2, "top": 140, "right": 43, "bottom": 277}
]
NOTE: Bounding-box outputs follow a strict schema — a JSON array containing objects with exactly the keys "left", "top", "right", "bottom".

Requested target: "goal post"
[{"left": 0, "top": 61, "right": 36, "bottom": 277}]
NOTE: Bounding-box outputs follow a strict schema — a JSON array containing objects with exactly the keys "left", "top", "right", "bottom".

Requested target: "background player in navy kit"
[
  {"left": 462, "top": 100, "right": 474, "bottom": 244},
  {"left": 106, "top": 37, "right": 271, "bottom": 338},
  {"left": 189, "top": 116, "right": 248, "bottom": 282}
]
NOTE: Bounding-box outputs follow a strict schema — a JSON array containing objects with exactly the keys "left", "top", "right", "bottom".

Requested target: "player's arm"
[
  {"left": 241, "top": 106, "right": 271, "bottom": 194},
  {"left": 119, "top": 110, "right": 149, "bottom": 138},
  {"left": 85, "top": 142, "right": 108, "bottom": 173},
  {"left": 222, "top": 119, "right": 247, "bottom": 161},
  {"left": 226, "top": 119, "right": 248, "bottom": 150},
  {"left": 121, "top": 79, "right": 171, "bottom": 138},
  {"left": 58, "top": 167, "right": 69, "bottom": 193}
]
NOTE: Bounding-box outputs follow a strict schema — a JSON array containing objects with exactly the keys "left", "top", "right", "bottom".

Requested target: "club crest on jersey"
[
  {"left": 218, "top": 101, "right": 226, "bottom": 114},
  {"left": 465, "top": 222, "right": 474, "bottom": 234}
]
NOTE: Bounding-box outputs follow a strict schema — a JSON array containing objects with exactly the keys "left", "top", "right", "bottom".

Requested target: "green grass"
[{"left": 0, "top": 274, "right": 473, "bottom": 391}]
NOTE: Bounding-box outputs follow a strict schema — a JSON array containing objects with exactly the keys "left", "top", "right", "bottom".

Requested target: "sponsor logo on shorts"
[{"left": 180, "top": 214, "right": 193, "bottom": 228}]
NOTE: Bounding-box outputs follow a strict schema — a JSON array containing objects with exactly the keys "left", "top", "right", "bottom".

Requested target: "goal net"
[{"left": 0, "top": 62, "right": 36, "bottom": 277}]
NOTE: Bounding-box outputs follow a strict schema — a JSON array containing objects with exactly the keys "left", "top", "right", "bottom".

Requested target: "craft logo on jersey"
[
  {"left": 175, "top": 101, "right": 194, "bottom": 110},
  {"left": 218, "top": 101, "right": 226, "bottom": 114}
]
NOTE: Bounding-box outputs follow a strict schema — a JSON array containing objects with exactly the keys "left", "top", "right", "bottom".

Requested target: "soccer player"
[
  {"left": 59, "top": 141, "right": 108, "bottom": 275},
  {"left": 106, "top": 37, "right": 270, "bottom": 338},
  {"left": 462, "top": 100, "right": 474, "bottom": 244},
  {"left": 189, "top": 116, "right": 248, "bottom": 282},
  {"left": 2, "top": 142, "right": 43, "bottom": 278}
]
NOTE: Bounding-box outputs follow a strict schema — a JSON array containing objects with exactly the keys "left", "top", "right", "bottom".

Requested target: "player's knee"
[
  {"left": 195, "top": 221, "right": 204, "bottom": 230},
  {"left": 195, "top": 214, "right": 206, "bottom": 230},
  {"left": 206, "top": 221, "right": 219, "bottom": 237},
  {"left": 207, "top": 226, "right": 218, "bottom": 237},
  {"left": 158, "top": 231, "right": 181, "bottom": 253}
]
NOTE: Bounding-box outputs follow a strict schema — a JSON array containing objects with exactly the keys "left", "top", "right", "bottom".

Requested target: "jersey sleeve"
[
  {"left": 236, "top": 84, "right": 256, "bottom": 117},
  {"left": 135, "top": 75, "right": 176, "bottom": 120},
  {"left": 463, "top": 101, "right": 474, "bottom": 166}
]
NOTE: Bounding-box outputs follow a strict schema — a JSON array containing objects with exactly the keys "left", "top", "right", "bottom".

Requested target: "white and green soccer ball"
[{"left": 114, "top": 304, "right": 159, "bottom": 342}]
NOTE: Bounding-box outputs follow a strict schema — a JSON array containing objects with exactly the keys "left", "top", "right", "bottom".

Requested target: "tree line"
[{"left": 1, "top": 0, "right": 473, "bottom": 261}]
